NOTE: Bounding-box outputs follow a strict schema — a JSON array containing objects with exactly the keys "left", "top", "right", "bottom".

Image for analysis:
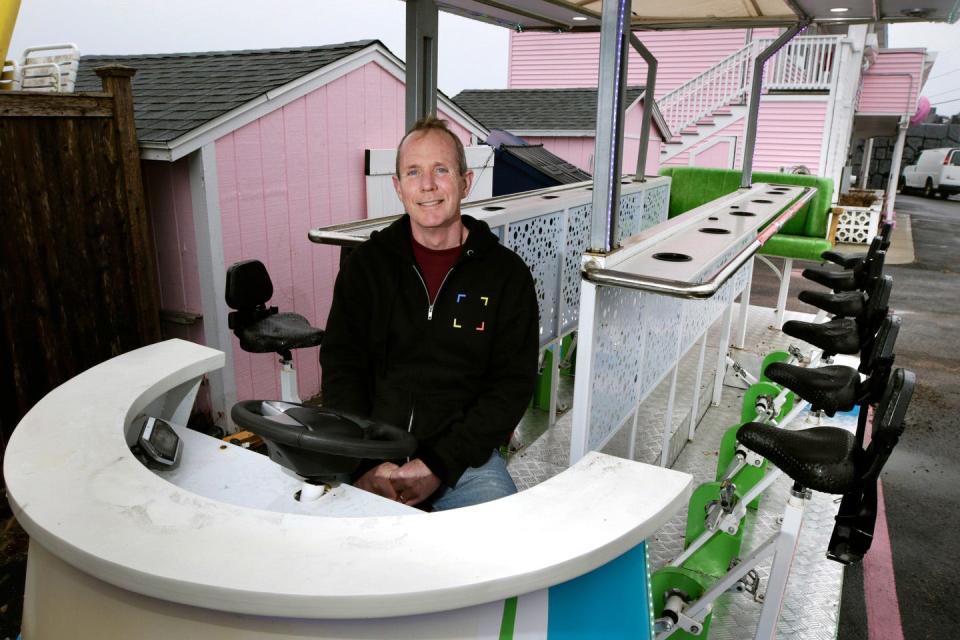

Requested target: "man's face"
[{"left": 393, "top": 129, "right": 474, "bottom": 236}]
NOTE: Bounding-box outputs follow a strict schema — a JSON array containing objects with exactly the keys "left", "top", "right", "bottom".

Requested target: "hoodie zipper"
[{"left": 412, "top": 265, "right": 456, "bottom": 321}]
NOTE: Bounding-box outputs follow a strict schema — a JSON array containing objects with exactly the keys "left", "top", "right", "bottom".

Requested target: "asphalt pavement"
[{"left": 749, "top": 193, "right": 960, "bottom": 639}]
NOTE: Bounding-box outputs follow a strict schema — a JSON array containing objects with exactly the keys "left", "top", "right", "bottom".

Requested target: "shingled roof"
[
  {"left": 498, "top": 144, "right": 591, "bottom": 182},
  {"left": 453, "top": 87, "right": 648, "bottom": 132},
  {"left": 75, "top": 41, "right": 376, "bottom": 144}
]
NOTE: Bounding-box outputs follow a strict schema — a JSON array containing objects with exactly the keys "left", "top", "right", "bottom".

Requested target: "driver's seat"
[{"left": 225, "top": 260, "right": 324, "bottom": 356}]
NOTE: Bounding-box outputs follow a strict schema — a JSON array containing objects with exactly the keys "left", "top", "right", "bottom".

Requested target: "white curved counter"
[{"left": 4, "top": 339, "right": 692, "bottom": 638}]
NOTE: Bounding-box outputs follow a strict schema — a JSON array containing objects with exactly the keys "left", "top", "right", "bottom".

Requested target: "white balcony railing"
[
  {"left": 657, "top": 35, "right": 843, "bottom": 137},
  {"left": 759, "top": 35, "right": 841, "bottom": 91}
]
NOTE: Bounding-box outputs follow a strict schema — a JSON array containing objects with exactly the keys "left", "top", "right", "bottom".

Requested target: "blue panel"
[{"left": 546, "top": 542, "right": 653, "bottom": 639}]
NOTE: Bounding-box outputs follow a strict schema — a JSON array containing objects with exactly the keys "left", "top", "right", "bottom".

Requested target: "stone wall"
[{"left": 851, "top": 115, "right": 960, "bottom": 190}]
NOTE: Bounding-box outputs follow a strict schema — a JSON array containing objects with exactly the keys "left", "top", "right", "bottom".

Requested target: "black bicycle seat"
[
  {"left": 820, "top": 229, "right": 891, "bottom": 270},
  {"left": 805, "top": 247, "right": 886, "bottom": 294},
  {"left": 820, "top": 250, "right": 863, "bottom": 269},
  {"left": 225, "top": 259, "right": 324, "bottom": 355},
  {"left": 798, "top": 289, "right": 865, "bottom": 319},
  {"left": 802, "top": 266, "right": 859, "bottom": 292},
  {"left": 235, "top": 313, "right": 323, "bottom": 354},
  {"left": 765, "top": 362, "right": 861, "bottom": 416},
  {"left": 783, "top": 317, "right": 861, "bottom": 357},
  {"left": 232, "top": 401, "right": 417, "bottom": 481},
  {"left": 736, "top": 424, "right": 858, "bottom": 494}
]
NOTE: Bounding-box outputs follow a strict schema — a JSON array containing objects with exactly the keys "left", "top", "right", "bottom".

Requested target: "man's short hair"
[{"left": 395, "top": 115, "right": 468, "bottom": 177}]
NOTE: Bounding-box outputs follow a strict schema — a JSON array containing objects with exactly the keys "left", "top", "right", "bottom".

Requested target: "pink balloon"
[{"left": 910, "top": 96, "right": 931, "bottom": 125}]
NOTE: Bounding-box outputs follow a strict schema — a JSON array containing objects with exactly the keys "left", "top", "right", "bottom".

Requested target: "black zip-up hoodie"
[{"left": 320, "top": 214, "right": 540, "bottom": 487}]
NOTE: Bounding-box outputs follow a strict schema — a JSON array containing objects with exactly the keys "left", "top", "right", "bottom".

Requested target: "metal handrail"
[
  {"left": 582, "top": 186, "right": 816, "bottom": 299},
  {"left": 657, "top": 35, "right": 843, "bottom": 136}
]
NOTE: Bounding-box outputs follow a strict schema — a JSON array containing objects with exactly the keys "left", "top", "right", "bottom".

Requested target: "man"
[{"left": 320, "top": 116, "right": 540, "bottom": 511}]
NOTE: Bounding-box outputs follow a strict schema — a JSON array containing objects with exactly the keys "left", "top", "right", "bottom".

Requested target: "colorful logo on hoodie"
[{"left": 452, "top": 293, "right": 489, "bottom": 331}]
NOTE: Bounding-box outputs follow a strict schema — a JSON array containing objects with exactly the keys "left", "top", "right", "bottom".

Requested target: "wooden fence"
[{"left": 0, "top": 66, "right": 161, "bottom": 446}]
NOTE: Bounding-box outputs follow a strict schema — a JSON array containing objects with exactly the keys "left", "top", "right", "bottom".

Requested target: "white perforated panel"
[
  {"left": 586, "top": 287, "right": 647, "bottom": 451},
  {"left": 638, "top": 294, "right": 683, "bottom": 401},
  {"left": 506, "top": 213, "right": 563, "bottom": 345},
  {"left": 584, "top": 262, "right": 752, "bottom": 456},
  {"left": 616, "top": 191, "right": 644, "bottom": 244},
  {"left": 561, "top": 205, "right": 591, "bottom": 334},
  {"left": 643, "top": 184, "right": 670, "bottom": 227}
]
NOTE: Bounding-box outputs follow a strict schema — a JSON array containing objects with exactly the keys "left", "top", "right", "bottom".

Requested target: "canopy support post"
[
  {"left": 629, "top": 34, "right": 658, "bottom": 183},
  {"left": 741, "top": 21, "right": 809, "bottom": 189},
  {"left": 405, "top": 0, "right": 438, "bottom": 129},
  {"left": 885, "top": 117, "right": 908, "bottom": 222},
  {"left": 589, "top": 0, "right": 631, "bottom": 253}
]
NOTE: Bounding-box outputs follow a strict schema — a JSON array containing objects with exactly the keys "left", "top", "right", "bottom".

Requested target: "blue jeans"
[{"left": 429, "top": 451, "right": 517, "bottom": 511}]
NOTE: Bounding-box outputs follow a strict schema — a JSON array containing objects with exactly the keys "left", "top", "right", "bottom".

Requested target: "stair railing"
[
  {"left": 657, "top": 35, "right": 844, "bottom": 137},
  {"left": 657, "top": 41, "right": 755, "bottom": 137},
  {"left": 758, "top": 35, "right": 842, "bottom": 91}
]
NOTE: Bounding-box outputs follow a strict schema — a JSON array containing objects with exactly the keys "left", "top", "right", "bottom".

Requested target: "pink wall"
[
  {"left": 214, "top": 60, "right": 472, "bottom": 403},
  {"left": 662, "top": 98, "right": 828, "bottom": 174},
  {"left": 143, "top": 159, "right": 205, "bottom": 346},
  {"left": 691, "top": 139, "right": 735, "bottom": 168},
  {"left": 858, "top": 49, "right": 924, "bottom": 115},
  {"left": 524, "top": 136, "right": 595, "bottom": 173},
  {"left": 509, "top": 29, "right": 757, "bottom": 98},
  {"left": 523, "top": 102, "right": 662, "bottom": 176},
  {"left": 142, "top": 158, "right": 210, "bottom": 415}
]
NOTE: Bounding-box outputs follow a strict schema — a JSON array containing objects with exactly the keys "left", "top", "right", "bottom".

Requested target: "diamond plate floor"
[{"left": 507, "top": 304, "right": 850, "bottom": 640}]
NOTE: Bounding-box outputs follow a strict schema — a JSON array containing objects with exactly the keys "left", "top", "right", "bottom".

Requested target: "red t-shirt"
[{"left": 411, "top": 235, "right": 462, "bottom": 303}]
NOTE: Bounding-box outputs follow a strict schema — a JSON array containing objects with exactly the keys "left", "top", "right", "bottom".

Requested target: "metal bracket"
[
  {"left": 705, "top": 480, "right": 739, "bottom": 533},
  {"left": 729, "top": 558, "right": 762, "bottom": 599}
]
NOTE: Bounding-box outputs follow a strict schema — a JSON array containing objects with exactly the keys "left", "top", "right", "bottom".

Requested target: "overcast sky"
[{"left": 7, "top": 0, "right": 960, "bottom": 114}]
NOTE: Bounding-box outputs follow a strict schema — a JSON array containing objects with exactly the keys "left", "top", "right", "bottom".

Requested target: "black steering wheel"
[{"left": 231, "top": 400, "right": 417, "bottom": 481}]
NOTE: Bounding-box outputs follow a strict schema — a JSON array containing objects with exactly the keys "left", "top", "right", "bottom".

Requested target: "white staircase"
[{"left": 658, "top": 35, "right": 843, "bottom": 164}]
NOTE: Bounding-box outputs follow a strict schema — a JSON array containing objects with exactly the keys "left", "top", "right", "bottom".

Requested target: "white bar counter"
[{"left": 4, "top": 339, "right": 692, "bottom": 638}]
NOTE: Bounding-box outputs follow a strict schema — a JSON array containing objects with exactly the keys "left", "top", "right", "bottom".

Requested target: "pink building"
[
  {"left": 76, "top": 41, "right": 487, "bottom": 426},
  {"left": 500, "top": 26, "right": 930, "bottom": 194},
  {"left": 453, "top": 87, "right": 669, "bottom": 176}
]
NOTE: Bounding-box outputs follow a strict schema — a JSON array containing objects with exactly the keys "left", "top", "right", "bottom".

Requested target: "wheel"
[
  {"left": 231, "top": 401, "right": 417, "bottom": 480},
  {"left": 939, "top": 188, "right": 951, "bottom": 199},
  {"left": 923, "top": 178, "right": 934, "bottom": 198},
  {"left": 897, "top": 176, "right": 905, "bottom": 193}
]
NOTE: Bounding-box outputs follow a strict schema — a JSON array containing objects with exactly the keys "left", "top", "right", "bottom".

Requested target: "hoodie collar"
[{"left": 372, "top": 214, "right": 499, "bottom": 260}]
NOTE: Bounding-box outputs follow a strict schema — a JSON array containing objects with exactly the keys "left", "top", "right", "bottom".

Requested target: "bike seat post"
[
  {"left": 278, "top": 348, "right": 300, "bottom": 404},
  {"left": 754, "top": 481, "right": 811, "bottom": 639}
]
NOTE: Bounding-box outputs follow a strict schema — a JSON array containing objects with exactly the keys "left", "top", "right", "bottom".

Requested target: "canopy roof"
[{"left": 435, "top": 0, "right": 959, "bottom": 30}]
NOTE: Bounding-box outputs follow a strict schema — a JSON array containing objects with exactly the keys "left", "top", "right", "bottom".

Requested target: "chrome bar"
[{"left": 583, "top": 187, "right": 816, "bottom": 299}]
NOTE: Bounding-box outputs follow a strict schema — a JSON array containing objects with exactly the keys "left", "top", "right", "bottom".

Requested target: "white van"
[{"left": 901, "top": 147, "right": 960, "bottom": 198}]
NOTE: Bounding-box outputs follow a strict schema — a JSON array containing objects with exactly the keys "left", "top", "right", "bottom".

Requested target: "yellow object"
[{"left": 0, "top": 0, "right": 21, "bottom": 76}]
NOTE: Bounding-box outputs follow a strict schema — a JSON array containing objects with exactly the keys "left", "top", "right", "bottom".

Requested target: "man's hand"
[
  {"left": 355, "top": 462, "right": 401, "bottom": 500},
  {"left": 389, "top": 458, "right": 442, "bottom": 507}
]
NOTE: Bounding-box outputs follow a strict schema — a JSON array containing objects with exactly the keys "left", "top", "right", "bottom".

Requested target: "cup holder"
[
  {"left": 482, "top": 206, "right": 505, "bottom": 211},
  {"left": 653, "top": 252, "right": 693, "bottom": 262},
  {"left": 751, "top": 199, "right": 773, "bottom": 204},
  {"left": 699, "top": 227, "right": 731, "bottom": 235},
  {"left": 729, "top": 210, "right": 757, "bottom": 217}
]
